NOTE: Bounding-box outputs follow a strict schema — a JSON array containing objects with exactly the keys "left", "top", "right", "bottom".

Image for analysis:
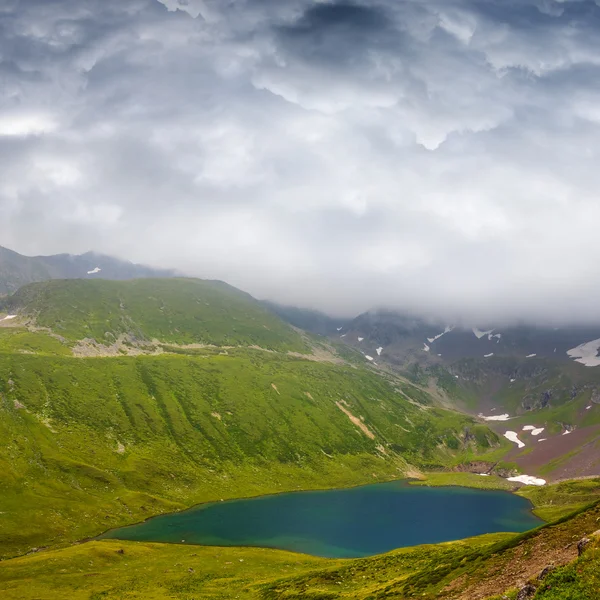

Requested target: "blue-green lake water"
[{"left": 100, "top": 481, "right": 543, "bottom": 558}]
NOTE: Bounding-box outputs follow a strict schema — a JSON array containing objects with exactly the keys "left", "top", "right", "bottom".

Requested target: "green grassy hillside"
[
  {"left": 0, "top": 348, "right": 497, "bottom": 558},
  {"left": 1, "top": 278, "right": 308, "bottom": 351},
  {"left": 0, "top": 278, "right": 505, "bottom": 559},
  {"left": 0, "top": 278, "right": 598, "bottom": 599}
]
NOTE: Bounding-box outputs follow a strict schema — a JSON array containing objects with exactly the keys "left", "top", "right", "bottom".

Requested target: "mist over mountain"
[
  {"left": 0, "top": 245, "right": 177, "bottom": 295},
  {"left": 4, "top": 0, "right": 600, "bottom": 323}
]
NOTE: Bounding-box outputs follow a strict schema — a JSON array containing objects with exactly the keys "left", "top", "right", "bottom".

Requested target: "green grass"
[
  {"left": 1, "top": 278, "right": 309, "bottom": 351},
  {"left": 0, "top": 346, "right": 497, "bottom": 559},
  {"left": 410, "top": 472, "right": 517, "bottom": 491},
  {"left": 0, "top": 534, "right": 511, "bottom": 600},
  {"left": 518, "top": 478, "right": 600, "bottom": 521},
  {"left": 0, "top": 328, "right": 72, "bottom": 356}
]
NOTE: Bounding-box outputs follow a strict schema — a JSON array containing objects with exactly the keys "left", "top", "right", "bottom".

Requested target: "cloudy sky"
[{"left": 2, "top": 0, "right": 600, "bottom": 321}]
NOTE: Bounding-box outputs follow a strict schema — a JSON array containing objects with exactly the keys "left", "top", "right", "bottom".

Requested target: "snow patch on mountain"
[
  {"left": 523, "top": 426, "right": 544, "bottom": 436},
  {"left": 472, "top": 328, "right": 502, "bottom": 342},
  {"left": 357, "top": 337, "right": 364, "bottom": 342},
  {"left": 87, "top": 267, "right": 102, "bottom": 275},
  {"left": 473, "top": 327, "right": 493, "bottom": 339},
  {"left": 567, "top": 338, "right": 600, "bottom": 367},
  {"left": 484, "top": 352, "right": 494, "bottom": 358},
  {"left": 507, "top": 474, "right": 546, "bottom": 486},
  {"left": 526, "top": 353, "right": 537, "bottom": 358},
  {"left": 480, "top": 413, "right": 511, "bottom": 421},
  {"left": 427, "top": 325, "right": 453, "bottom": 344},
  {"left": 376, "top": 347, "right": 383, "bottom": 356},
  {"left": 504, "top": 431, "right": 525, "bottom": 448},
  {"left": 423, "top": 343, "right": 430, "bottom": 352},
  {"left": 365, "top": 355, "right": 374, "bottom": 361},
  {"left": 0, "top": 315, "right": 17, "bottom": 321}
]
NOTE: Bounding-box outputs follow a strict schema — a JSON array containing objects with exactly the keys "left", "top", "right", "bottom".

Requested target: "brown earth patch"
[
  {"left": 509, "top": 424, "right": 600, "bottom": 481},
  {"left": 336, "top": 401, "right": 375, "bottom": 439}
]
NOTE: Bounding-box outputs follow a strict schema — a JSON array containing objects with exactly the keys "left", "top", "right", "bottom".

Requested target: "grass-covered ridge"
[
  {"left": 0, "top": 345, "right": 498, "bottom": 559},
  {"left": 1, "top": 278, "right": 308, "bottom": 351}
]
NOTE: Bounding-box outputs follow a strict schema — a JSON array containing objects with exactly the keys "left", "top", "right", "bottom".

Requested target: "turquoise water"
[{"left": 100, "top": 481, "right": 543, "bottom": 558}]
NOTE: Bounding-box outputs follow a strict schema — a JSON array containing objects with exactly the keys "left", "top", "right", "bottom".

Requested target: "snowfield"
[
  {"left": 523, "top": 425, "right": 544, "bottom": 436},
  {"left": 567, "top": 338, "right": 600, "bottom": 367},
  {"left": 473, "top": 327, "right": 493, "bottom": 339},
  {"left": 480, "top": 413, "right": 511, "bottom": 421},
  {"left": 427, "top": 325, "right": 453, "bottom": 344},
  {"left": 507, "top": 474, "right": 546, "bottom": 486}
]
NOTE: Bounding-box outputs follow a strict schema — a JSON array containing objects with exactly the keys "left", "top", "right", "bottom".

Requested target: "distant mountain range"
[
  {"left": 335, "top": 310, "right": 600, "bottom": 368},
  {"left": 0, "top": 245, "right": 177, "bottom": 295}
]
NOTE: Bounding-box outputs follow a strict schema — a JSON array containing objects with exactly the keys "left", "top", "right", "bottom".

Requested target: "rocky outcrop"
[
  {"left": 577, "top": 536, "right": 591, "bottom": 556},
  {"left": 516, "top": 583, "right": 537, "bottom": 600},
  {"left": 452, "top": 461, "right": 494, "bottom": 475},
  {"left": 537, "top": 565, "right": 555, "bottom": 580}
]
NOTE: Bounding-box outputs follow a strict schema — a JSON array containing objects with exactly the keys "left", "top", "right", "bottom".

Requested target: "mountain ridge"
[{"left": 0, "top": 245, "right": 178, "bottom": 295}]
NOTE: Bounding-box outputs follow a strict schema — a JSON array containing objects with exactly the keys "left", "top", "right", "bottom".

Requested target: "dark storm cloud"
[{"left": 2, "top": 0, "right": 600, "bottom": 322}]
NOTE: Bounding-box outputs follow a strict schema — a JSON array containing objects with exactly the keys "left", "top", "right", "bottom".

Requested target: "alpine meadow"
[{"left": 2, "top": 0, "right": 600, "bottom": 598}]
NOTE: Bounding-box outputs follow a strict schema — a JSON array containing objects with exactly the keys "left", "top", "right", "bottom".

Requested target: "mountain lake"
[{"left": 99, "top": 480, "right": 543, "bottom": 558}]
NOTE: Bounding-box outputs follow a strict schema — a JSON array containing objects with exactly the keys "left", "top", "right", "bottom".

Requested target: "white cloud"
[{"left": 2, "top": 0, "right": 600, "bottom": 321}]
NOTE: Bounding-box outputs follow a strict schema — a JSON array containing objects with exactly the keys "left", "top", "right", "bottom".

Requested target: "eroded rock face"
[{"left": 516, "top": 583, "right": 537, "bottom": 600}]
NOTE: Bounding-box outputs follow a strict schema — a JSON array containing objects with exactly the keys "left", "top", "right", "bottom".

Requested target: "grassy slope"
[
  {"left": 531, "top": 537, "right": 600, "bottom": 600},
  {"left": 3, "top": 278, "right": 597, "bottom": 599},
  {"left": 0, "top": 279, "right": 500, "bottom": 559},
  {"left": 1, "top": 348, "right": 497, "bottom": 559},
  {"left": 1, "top": 278, "right": 309, "bottom": 351}
]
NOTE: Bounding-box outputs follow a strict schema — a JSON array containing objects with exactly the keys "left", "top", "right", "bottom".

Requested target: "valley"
[{"left": 0, "top": 274, "right": 598, "bottom": 599}]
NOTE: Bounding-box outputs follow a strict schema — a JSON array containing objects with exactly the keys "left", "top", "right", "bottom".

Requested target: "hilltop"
[
  {"left": 1, "top": 278, "right": 309, "bottom": 352},
  {"left": 0, "top": 246, "right": 176, "bottom": 295}
]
